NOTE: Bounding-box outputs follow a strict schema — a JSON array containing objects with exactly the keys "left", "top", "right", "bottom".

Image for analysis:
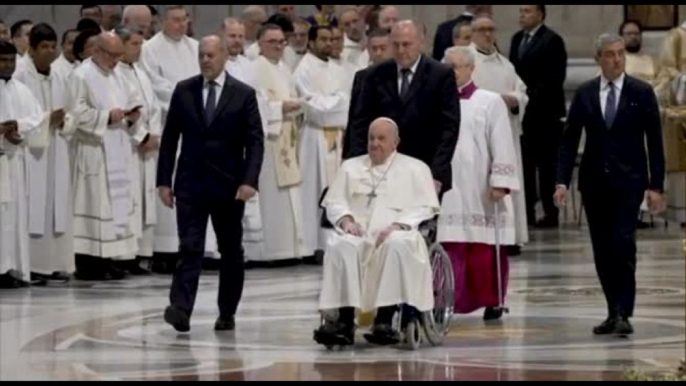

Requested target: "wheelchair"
[{"left": 317, "top": 217, "right": 456, "bottom": 351}]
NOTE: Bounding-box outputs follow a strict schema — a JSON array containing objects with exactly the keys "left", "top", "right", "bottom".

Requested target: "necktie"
[
  {"left": 518, "top": 33, "right": 531, "bottom": 59},
  {"left": 205, "top": 80, "right": 217, "bottom": 126},
  {"left": 604, "top": 82, "right": 616, "bottom": 129},
  {"left": 399, "top": 68, "right": 411, "bottom": 99}
]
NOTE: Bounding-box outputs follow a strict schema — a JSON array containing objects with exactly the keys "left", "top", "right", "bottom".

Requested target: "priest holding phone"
[{"left": 69, "top": 32, "right": 150, "bottom": 280}]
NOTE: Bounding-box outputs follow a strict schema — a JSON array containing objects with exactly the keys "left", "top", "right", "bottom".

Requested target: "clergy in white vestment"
[
  {"left": 283, "top": 19, "right": 309, "bottom": 72},
  {"left": 330, "top": 26, "right": 361, "bottom": 95},
  {"left": 68, "top": 32, "right": 149, "bottom": 281},
  {"left": 52, "top": 29, "right": 79, "bottom": 80},
  {"left": 122, "top": 5, "right": 154, "bottom": 40},
  {"left": 114, "top": 25, "right": 162, "bottom": 275},
  {"left": 140, "top": 5, "right": 219, "bottom": 269},
  {"left": 250, "top": 24, "right": 313, "bottom": 262},
  {"left": 241, "top": 5, "right": 268, "bottom": 60},
  {"left": 13, "top": 24, "right": 76, "bottom": 282},
  {"left": 313, "top": 117, "right": 439, "bottom": 347},
  {"left": 293, "top": 26, "right": 350, "bottom": 253},
  {"left": 469, "top": 16, "right": 529, "bottom": 251},
  {"left": 340, "top": 7, "right": 370, "bottom": 68},
  {"left": 11, "top": 20, "right": 33, "bottom": 58},
  {"left": 438, "top": 47, "right": 519, "bottom": 321},
  {"left": 0, "top": 41, "right": 43, "bottom": 286}
]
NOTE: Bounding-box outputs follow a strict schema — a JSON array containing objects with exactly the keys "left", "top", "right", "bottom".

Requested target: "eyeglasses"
[{"left": 264, "top": 39, "right": 287, "bottom": 46}]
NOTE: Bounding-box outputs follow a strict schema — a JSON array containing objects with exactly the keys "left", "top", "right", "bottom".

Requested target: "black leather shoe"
[
  {"left": 483, "top": 307, "right": 504, "bottom": 321},
  {"left": 164, "top": 306, "right": 190, "bottom": 332},
  {"left": 613, "top": 317, "right": 634, "bottom": 336},
  {"left": 363, "top": 324, "right": 400, "bottom": 346},
  {"left": 593, "top": 316, "right": 616, "bottom": 335},
  {"left": 313, "top": 321, "right": 354, "bottom": 346},
  {"left": 214, "top": 316, "right": 235, "bottom": 331}
]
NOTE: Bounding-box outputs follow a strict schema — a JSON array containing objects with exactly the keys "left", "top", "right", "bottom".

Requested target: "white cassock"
[
  {"left": 0, "top": 79, "right": 44, "bottom": 281},
  {"left": 13, "top": 58, "right": 76, "bottom": 275},
  {"left": 319, "top": 152, "right": 439, "bottom": 312},
  {"left": 437, "top": 86, "right": 521, "bottom": 245},
  {"left": 141, "top": 32, "right": 219, "bottom": 257},
  {"left": 341, "top": 34, "right": 369, "bottom": 69},
  {"left": 51, "top": 54, "right": 77, "bottom": 80},
  {"left": 330, "top": 57, "right": 360, "bottom": 96},
  {"left": 293, "top": 52, "right": 350, "bottom": 251},
  {"left": 244, "top": 41, "right": 260, "bottom": 60},
  {"left": 69, "top": 60, "right": 148, "bottom": 259},
  {"left": 116, "top": 61, "right": 162, "bottom": 257},
  {"left": 471, "top": 45, "right": 529, "bottom": 245},
  {"left": 225, "top": 54, "right": 256, "bottom": 87},
  {"left": 283, "top": 45, "right": 305, "bottom": 73},
  {"left": 251, "top": 55, "right": 313, "bottom": 261}
]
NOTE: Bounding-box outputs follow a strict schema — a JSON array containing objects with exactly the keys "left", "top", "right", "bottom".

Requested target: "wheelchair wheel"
[
  {"left": 421, "top": 242, "right": 455, "bottom": 346},
  {"left": 405, "top": 319, "right": 421, "bottom": 350}
]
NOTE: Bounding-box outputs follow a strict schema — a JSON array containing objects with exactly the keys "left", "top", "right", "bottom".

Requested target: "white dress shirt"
[
  {"left": 397, "top": 55, "right": 422, "bottom": 94},
  {"left": 599, "top": 72, "right": 624, "bottom": 116},
  {"left": 202, "top": 70, "right": 226, "bottom": 108}
]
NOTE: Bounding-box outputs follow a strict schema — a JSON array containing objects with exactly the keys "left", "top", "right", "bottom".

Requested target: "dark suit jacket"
[
  {"left": 342, "top": 67, "right": 369, "bottom": 160},
  {"left": 557, "top": 75, "right": 665, "bottom": 194},
  {"left": 509, "top": 25, "right": 567, "bottom": 121},
  {"left": 157, "top": 72, "right": 264, "bottom": 200},
  {"left": 348, "top": 55, "right": 461, "bottom": 190},
  {"left": 432, "top": 13, "right": 474, "bottom": 61}
]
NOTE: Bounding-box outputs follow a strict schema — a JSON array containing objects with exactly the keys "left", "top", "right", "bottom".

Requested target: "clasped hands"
[
  {"left": 0, "top": 120, "right": 21, "bottom": 144},
  {"left": 339, "top": 215, "right": 407, "bottom": 248}
]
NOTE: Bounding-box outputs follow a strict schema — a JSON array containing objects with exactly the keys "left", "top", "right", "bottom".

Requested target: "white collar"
[
  {"left": 600, "top": 72, "right": 625, "bottom": 91},
  {"left": 204, "top": 70, "right": 227, "bottom": 88},
  {"left": 366, "top": 150, "right": 398, "bottom": 170},
  {"left": 397, "top": 55, "right": 422, "bottom": 75},
  {"left": 344, "top": 34, "right": 364, "bottom": 48}
]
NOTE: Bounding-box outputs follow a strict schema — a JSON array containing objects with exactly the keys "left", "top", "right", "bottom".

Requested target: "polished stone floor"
[{"left": 0, "top": 224, "right": 684, "bottom": 380}]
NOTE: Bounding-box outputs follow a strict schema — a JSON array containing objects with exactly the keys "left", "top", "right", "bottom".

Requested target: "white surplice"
[
  {"left": 69, "top": 60, "right": 148, "bottom": 259},
  {"left": 251, "top": 55, "right": 313, "bottom": 261},
  {"left": 341, "top": 34, "right": 369, "bottom": 69},
  {"left": 471, "top": 45, "right": 530, "bottom": 245},
  {"left": 13, "top": 57, "right": 76, "bottom": 275},
  {"left": 318, "top": 152, "right": 439, "bottom": 313},
  {"left": 51, "top": 54, "right": 77, "bottom": 81},
  {"left": 0, "top": 78, "right": 43, "bottom": 281},
  {"left": 140, "top": 31, "right": 219, "bottom": 257},
  {"left": 437, "top": 87, "right": 520, "bottom": 246},
  {"left": 244, "top": 41, "right": 260, "bottom": 61},
  {"left": 293, "top": 52, "right": 350, "bottom": 251},
  {"left": 283, "top": 45, "right": 305, "bottom": 73},
  {"left": 116, "top": 61, "right": 162, "bottom": 257}
]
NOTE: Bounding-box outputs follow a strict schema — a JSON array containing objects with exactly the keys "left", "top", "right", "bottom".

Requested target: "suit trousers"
[
  {"left": 170, "top": 192, "right": 246, "bottom": 318},
  {"left": 582, "top": 183, "right": 643, "bottom": 318},
  {"left": 521, "top": 115, "right": 562, "bottom": 221}
]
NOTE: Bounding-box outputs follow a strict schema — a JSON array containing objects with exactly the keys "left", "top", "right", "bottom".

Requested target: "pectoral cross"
[{"left": 366, "top": 189, "right": 377, "bottom": 207}]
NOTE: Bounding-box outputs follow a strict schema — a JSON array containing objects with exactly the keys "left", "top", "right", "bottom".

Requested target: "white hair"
[
  {"left": 122, "top": 5, "right": 151, "bottom": 23},
  {"left": 369, "top": 117, "right": 400, "bottom": 140},
  {"left": 594, "top": 33, "right": 624, "bottom": 56},
  {"left": 444, "top": 46, "right": 475, "bottom": 66}
]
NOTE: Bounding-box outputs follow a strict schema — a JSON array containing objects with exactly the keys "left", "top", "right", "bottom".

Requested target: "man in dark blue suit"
[
  {"left": 555, "top": 34, "right": 665, "bottom": 336},
  {"left": 157, "top": 34, "right": 264, "bottom": 333}
]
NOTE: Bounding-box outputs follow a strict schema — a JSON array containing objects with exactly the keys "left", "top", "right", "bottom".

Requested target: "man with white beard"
[
  {"left": 250, "top": 24, "right": 313, "bottom": 263},
  {"left": 469, "top": 16, "right": 529, "bottom": 255},
  {"left": 222, "top": 18, "right": 256, "bottom": 86},
  {"left": 141, "top": 5, "right": 219, "bottom": 272},
  {"left": 13, "top": 24, "right": 75, "bottom": 283},
  {"left": 114, "top": 25, "right": 162, "bottom": 275},
  {"left": 0, "top": 41, "right": 43, "bottom": 288},
  {"left": 340, "top": 7, "right": 369, "bottom": 68},
  {"left": 283, "top": 20, "right": 309, "bottom": 72},
  {"left": 68, "top": 32, "right": 148, "bottom": 280},
  {"left": 293, "top": 25, "right": 350, "bottom": 253}
]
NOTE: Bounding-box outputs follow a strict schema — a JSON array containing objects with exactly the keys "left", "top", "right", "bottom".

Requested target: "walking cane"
[{"left": 493, "top": 200, "right": 509, "bottom": 314}]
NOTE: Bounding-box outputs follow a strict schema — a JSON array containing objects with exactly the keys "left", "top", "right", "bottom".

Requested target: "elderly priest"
[{"left": 313, "top": 117, "right": 440, "bottom": 347}]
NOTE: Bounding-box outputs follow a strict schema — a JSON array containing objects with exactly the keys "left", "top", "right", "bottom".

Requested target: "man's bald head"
[
  {"left": 123, "top": 5, "right": 152, "bottom": 38},
  {"left": 93, "top": 32, "right": 123, "bottom": 71},
  {"left": 199, "top": 34, "right": 228, "bottom": 80},
  {"left": 378, "top": 5, "right": 401, "bottom": 30},
  {"left": 368, "top": 117, "right": 400, "bottom": 165},
  {"left": 390, "top": 20, "right": 424, "bottom": 69},
  {"left": 241, "top": 5, "right": 268, "bottom": 42}
]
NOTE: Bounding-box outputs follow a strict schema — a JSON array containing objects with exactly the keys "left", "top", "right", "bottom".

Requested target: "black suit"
[
  {"left": 557, "top": 74, "right": 665, "bottom": 318},
  {"left": 510, "top": 25, "right": 567, "bottom": 223},
  {"left": 347, "top": 56, "right": 460, "bottom": 192},
  {"left": 157, "top": 72, "right": 264, "bottom": 319},
  {"left": 342, "top": 67, "right": 369, "bottom": 160},
  {"left": 431, "top": 13, "right": 474, "bottom": 61}
]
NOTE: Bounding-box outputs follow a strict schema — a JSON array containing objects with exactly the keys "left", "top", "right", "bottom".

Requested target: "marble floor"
[{"left": 0, "top": 224, "right": 684, "bottom": 381}]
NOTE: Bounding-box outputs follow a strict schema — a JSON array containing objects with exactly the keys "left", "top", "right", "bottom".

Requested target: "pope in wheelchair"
[{"left": 314, "top": 117, "right": 443, "bottom": 348}]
